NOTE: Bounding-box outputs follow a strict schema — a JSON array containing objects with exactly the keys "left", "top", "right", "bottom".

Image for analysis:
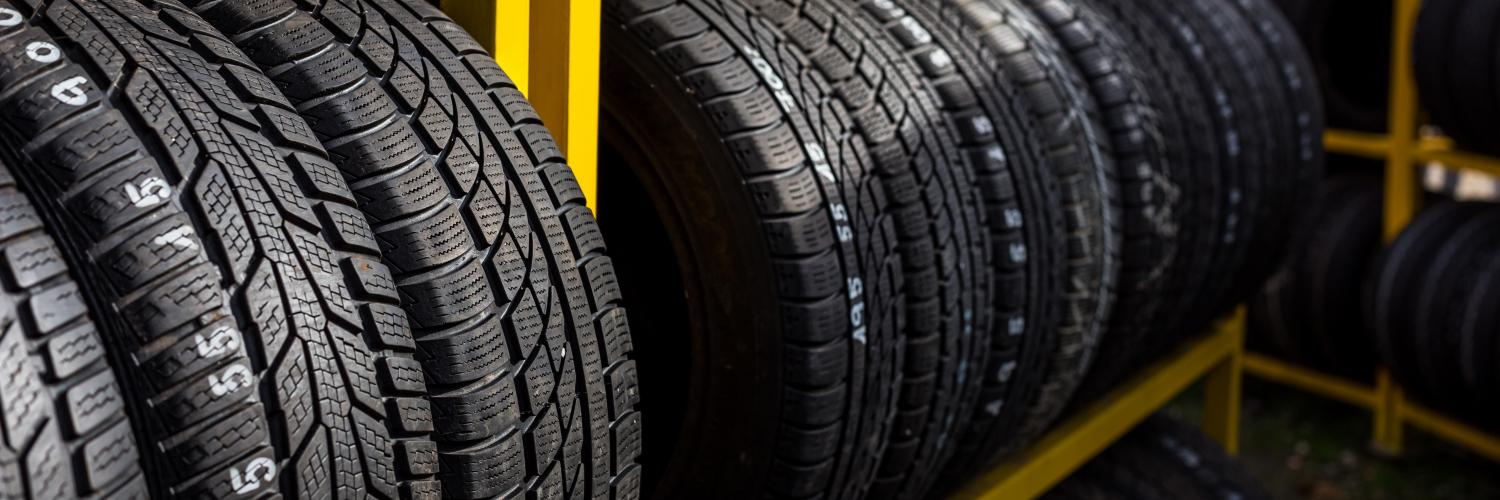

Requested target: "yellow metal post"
[
  {"left": 529, "top": 0, "right": 601, "bottom": 212},
  {"left": 1372, "top": 0, "right": 1424, "bottom": 456},
  {"left": 955, "top": 327, "right": 1242, "bottom": 499},
  {"left": 440, "top": 1, "right": 600, "bottom": 212},
  {"left": 441, "top": 1, "right": 530, "bottom": 95},
  {"left": 1202, "top": 308, "right": 1245, "bottom": 455}
]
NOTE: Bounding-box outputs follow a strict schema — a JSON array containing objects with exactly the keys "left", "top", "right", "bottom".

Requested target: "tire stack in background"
[
  {"left": 1415, "top": 0, "right": 1500, "bottom": 155},
  {"left": 0, "top": 1, "right": 640, "bottom": 498},
  {"left": 1248, "top": 0, "right": 1500, "bottom": 434},
  {"left": 599, "top": 0, "right": 1321, "bottom": 498}
]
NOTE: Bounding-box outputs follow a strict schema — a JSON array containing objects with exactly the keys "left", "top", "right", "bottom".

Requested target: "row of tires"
[
  {"left": 597, "top": 0, "right": 1321, "bottom": 498},
  {"left": 1251, "top": 168, "right": 1500, "bottom": 428},
  {"left": 0, "top": 0, "right": 638, "bottom": 498},
  {"left": 1279, "top": 0, "right": 1499, "bottom": 154}
]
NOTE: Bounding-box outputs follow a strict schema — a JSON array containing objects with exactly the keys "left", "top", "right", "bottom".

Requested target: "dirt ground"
[{"left": 1166, "top": 379, "right": 1500, "bottom": 500}]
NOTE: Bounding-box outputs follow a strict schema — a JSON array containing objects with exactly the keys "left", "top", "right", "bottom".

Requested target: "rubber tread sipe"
[
  {"left": 941, "top": 0, "right": 1121, "bottom": 459},
  {"left": 0, "top": 0, "right": 437, "bottom": 497},
  {"left": 177, "top": 0, "right": 644, "bottom": 497},
  {"left": 0, "top": 155, "right": 147, "bottom": 499}
]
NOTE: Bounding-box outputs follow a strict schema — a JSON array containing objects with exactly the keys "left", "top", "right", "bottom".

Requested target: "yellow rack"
[
  {"left": 1243, "top": 0, "right": 1500, "bottom": 464},
  {"left": 955, "top": 311, "right": 1246, "bottom": 499},
  {"left": 441, "top": 0, "right": 601, "bottom": 212},
  {"left": 443, "top": 3, "right": 1246, "bottom": 499}
]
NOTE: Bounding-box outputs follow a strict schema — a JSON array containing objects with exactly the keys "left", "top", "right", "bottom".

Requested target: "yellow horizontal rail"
[
  {"left": 1242, "top": 354, "right": 1379, "bottom": 409},
  {"left": 1415, "top": 136, "right": 1500, "bottom": 178},
  {"left": 955, "top": 320, "right": 1243, "bottom": 499},
  {"left": 1325, "top": 130, "right": 1392, "bottom": 159},
  {"left": 1401, "top": 402, "right": 1500, "bottom": 464}
]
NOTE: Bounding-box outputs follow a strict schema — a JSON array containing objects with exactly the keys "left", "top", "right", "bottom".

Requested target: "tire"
[
  {"left": 1043, "top": 415, "right": 1270, "bottom": 500},
  {"left": 857, "top": 0, "right": 1069, "bottom": 491},
  {"left": 1414, "top": 0, "right": 1462, "bottom": 148},
  {"left": 1020, "top": 0, "right": 1199, "bottom": 410},
  {"left": 0, "top": 1, "right": 435, "bottom": 497},
  {"left": 1460, "top": 251, "right": 1500, "bottom": 411},
  {"left": 1248, "top": 174, "right": 1381, "bottom": 375},
  {"left": 1273, "top": 0, "right": 1391, "bottom": 132},
  {"left": 1168, "top": 0, "right": 1277, "bottom": 336},
  {"left": 0, "top": 157, "right": 146, "bottom": 499},
  {"left": 1070, "top": 0, "right": 1223, "bottom": 401},
  {"left": 601, "top": 1, "right": 903, "bottom": 498},
  {"left": 844, "top": 2, "right": 1013, "bottom": 498},
  {"left": 1447, "top": 0, "right": 1500, "bottom": 155},
  {"left": 1413, "top": 208, "right": 1500, "bottom": 413},
  {"left": 177, "top": 1, "right": 641, "bottom": 497},
  {"left": 942, "top": 0, "right": 1120, "bottom": 457},
  {"left": 1292, "top": 173, "right": 1382, "bottom": 378},
  {"left": 1370, "top": 202, "right": 1482, "bottom": 400},
  {"left": 1229, "top": 0, "right": 1328, "bottom": 302}
]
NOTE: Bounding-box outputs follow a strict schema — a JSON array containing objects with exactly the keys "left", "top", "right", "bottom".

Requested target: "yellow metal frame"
[
  {"left": 955, "top": 310, "right": 1246, "bottom": 499},
  {"left": 1245, "top": 0, "right": 1500, "bottom": 464},
  {"left": 441, "top": 0, "right": 601, "bottom": 212},
  {"left": 443, "top": 3, "right": 1248, "bottom": 499}
]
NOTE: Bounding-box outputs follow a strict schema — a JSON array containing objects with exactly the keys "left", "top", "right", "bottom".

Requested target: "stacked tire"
[
  {"left": 599, "top": 0, "right": 1316, "bottom": 498},
  {"left": 0, "top": 1, "right": 640, "bottom": 498},
  {"left": 1250, "top": 169, "right": 1384, "bottom": 380},
  {"left": 1416, "top": 0, "right": 1500, "bottom": 154},
  {"left": 1369, "top": 199, "right": 1500, "bottom": 425}
]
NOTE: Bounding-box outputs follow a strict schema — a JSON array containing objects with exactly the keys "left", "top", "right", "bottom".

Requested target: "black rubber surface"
[
  {"left": 179, "top": 1, "right": 642, "bottom": 497},
  {"left": 1229, "top": 0, "right": 1328, "bottom": 302},
  {"left": 1169, "top": 0, "right": 1273, "bottom": 337},
  {"left": 602, "top": 1, "right": 903, "bottom": 498},
  {"left": 941, "top": 0, "right": 1120, "bottom": 459},
  {"left": 844, "top": 2, "right": 1005, "bottom": 498},
  {"left": 1416, "top": 0, "right": 1500, "bottom": 155},
  {"left": 1445, "top": 0, "right": 1500, "bottom": 155},
  {"left": 1284, "top": 173, "right": 1382, "bottom": 378},
  {"left": 1370, "top": 201, "right": 1483, "bottom": 402},
  {"left": 871, "top": 0, "right": 1070, "bottom": 491},
  {"left": 1044, "top": 415, "right": 1271, "bottom": 500},
  {"left": 1071, "top": 0, "right": 1226, "bottom": 401},
  {"left": 0, "top": 1, "right": 438, "bottom": 497},
  {"left": 1461, "top": 250, "right": 1500, "bottom": 410},
  {"left": 1412, "top": 208, "right": 1500, "bottom": 415},
  {"left": 1023, "top": 0, "right": 1176, "bottom": 348},
  {"left": 1414, "top": 0, "right": 1462, "bottom": 149},
  {"left": 0, "top": 156, "right": 145, "bottom": 499},
  {"left": 1273, "top": 0, "right": 1391, "bottom": 132}
]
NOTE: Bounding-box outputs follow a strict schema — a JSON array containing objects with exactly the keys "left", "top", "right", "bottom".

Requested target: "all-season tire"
[
  {"left": 0, "top": 157, "right": 146, "bottom": 499},
  {"left": 177, "top": 1, "right": 642, "bottom": 497},
  {"left": 1269, "top": 173, "right": 1382, "bottom": 378},
  {"left": 1168, "top": 0, "right": 1275, "bottom": 336},
  {"left": 0, "top": 1, "right": 435, "bottom": 496},
  {"left": 1412, "top": 209, "right": 1500, "bottom": 414},
  {"left": 1022, "top": 0, "right": 1177, "bottom": 346},
  {"left": 1228, "top": 0, "right": 1327, "bottom": 302},
  {"left": 1370, "top": 202, "right": 1482, "bottom": 402},
  {"left": 853, "top": 0, "right": 1070, "bottom": 492},
  {"left": 1069, "top": 0, "right": 1224, "bottom": 403},
  {"left": 941, "top": 0, "right": 1120, "bottom": 457},
  {"left": 1415, "top": 0, "right": 1500, "bottom": 155},
  {"left": 840, "top": 2, "right": 1012, "bottom": 498},
  {"left": 601, "top": 1, "right": 903, "bottom": 498},
  {"left": 1461, "top": 251, "right": 1500, "bottom": 408}
]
